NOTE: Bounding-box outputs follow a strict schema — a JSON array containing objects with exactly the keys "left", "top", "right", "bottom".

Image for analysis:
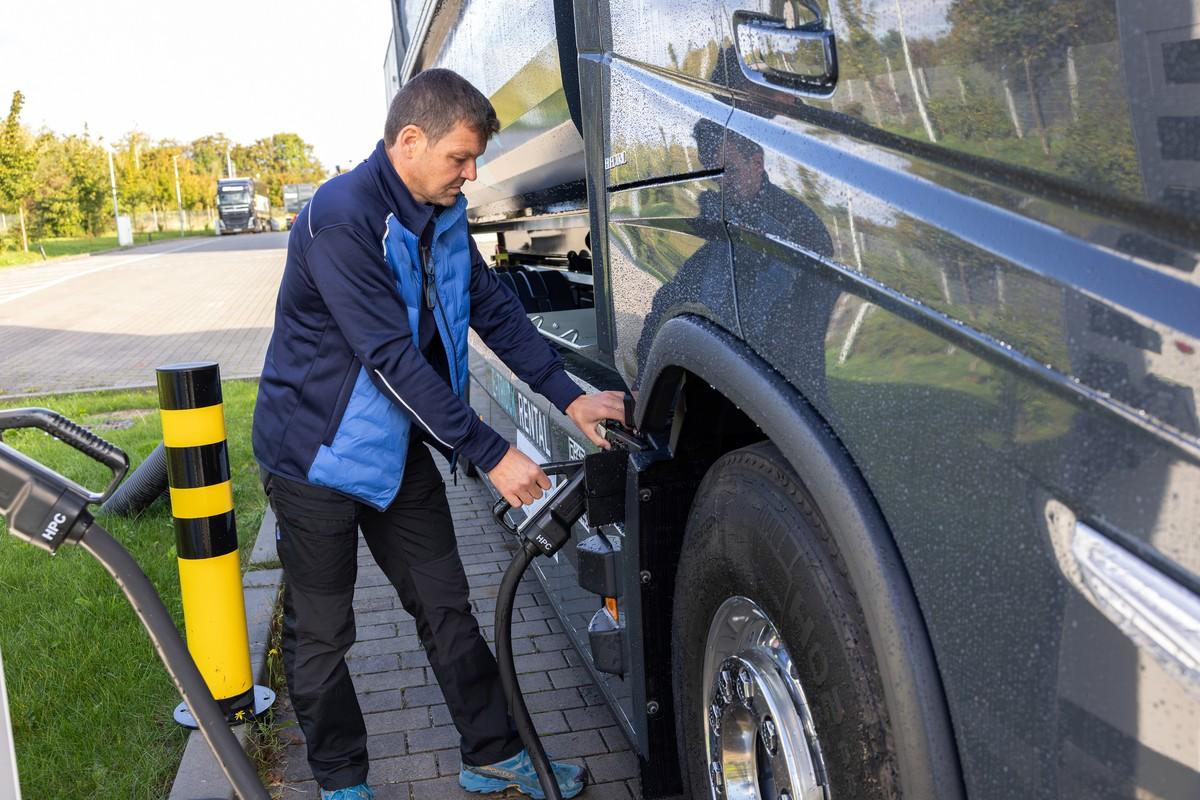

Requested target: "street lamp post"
[
  {"left": 173, "top": 155, "right": 186, "bottom": 237},
  {"left": 225, "top": 143, "right": 234, "bottom": 178},
  {"left": 105, "top": 145, "right": 120, "bottom": 232}
]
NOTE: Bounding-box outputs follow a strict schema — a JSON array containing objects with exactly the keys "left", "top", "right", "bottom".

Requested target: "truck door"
[{"left": 587, "top": 0, "right": 740, "bottom": 390}]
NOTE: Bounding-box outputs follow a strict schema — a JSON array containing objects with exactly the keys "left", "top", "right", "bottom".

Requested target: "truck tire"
[{"left": 672, "top": 441, "right": 901, "bottom": 800}]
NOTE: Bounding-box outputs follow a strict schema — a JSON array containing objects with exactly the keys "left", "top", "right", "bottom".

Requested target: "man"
[{"left": 253, "top": 68, "right": 624, "bottom": 800}]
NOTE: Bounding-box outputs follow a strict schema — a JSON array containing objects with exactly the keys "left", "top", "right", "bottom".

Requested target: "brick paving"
[
  {"left": 272, "top": 456, "right": 642, "bottom": 800},
  {"left": 0, "top": 234, "right": 285, "bottom": 397}
]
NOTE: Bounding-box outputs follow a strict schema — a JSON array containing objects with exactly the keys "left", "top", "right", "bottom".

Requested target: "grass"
[
  {"left": 0, "top": 229, "right": 214, "bottom": 268},
  {"left": 245, "top": 597, "right": 295, "bottom": 797},
  {"left": 0, "top": 379, "right": 265, "bottom": 799}
]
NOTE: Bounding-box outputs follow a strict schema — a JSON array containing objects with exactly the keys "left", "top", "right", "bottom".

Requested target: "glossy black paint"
[{"left": 592, "top": 0, "right": 1200, "bottom": 796}]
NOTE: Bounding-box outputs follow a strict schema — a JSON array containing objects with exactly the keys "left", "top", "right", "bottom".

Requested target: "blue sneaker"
[
  {"left": 320, "top": 785, "right": 374, "bottom": 800},
  {"left": 459, "top": 749, "right": 586, "bottom": 798}
]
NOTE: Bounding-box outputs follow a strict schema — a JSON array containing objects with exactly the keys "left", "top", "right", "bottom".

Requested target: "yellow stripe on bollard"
[
  {"left": 161, "top": 404, "right": 227, "bottom": 448},
  {"left": 177, "top": 550, "right": 253, "bottom": 699},
  {"left": 157, "top": 362, "right": 269, "bottom": 726},
  {"left": 168, "top": 481, "right": 234, "bottom": 519}
]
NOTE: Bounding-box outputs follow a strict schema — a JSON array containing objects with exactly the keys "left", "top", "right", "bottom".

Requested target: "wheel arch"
[{"left": 637, "top": 314, "right": 965, "bottom": 800}]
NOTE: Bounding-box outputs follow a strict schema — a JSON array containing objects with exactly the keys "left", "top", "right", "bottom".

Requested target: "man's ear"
[{"left": 397, "top": 124, "right": 425, "bottom": 158}]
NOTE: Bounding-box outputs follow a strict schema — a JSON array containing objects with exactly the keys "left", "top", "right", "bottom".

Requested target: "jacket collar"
[{"left": 369, "top": 139, "right": 467, "bottom": 238}]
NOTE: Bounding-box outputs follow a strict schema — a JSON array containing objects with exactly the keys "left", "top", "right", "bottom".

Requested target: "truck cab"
[
  {"left": 215, "top": 178, "right": 270, "bottom": 235},
  {"left": 387, "top": 2, "right": 1200, "bottom": 798}
]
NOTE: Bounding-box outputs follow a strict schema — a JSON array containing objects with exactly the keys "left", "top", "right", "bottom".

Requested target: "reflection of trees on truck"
[
  {"left": 215, "top": 178, "right": 270, "bottom": 235},
  {"left": 386, "top": 0, "right": 1200, "bottom": 798}
]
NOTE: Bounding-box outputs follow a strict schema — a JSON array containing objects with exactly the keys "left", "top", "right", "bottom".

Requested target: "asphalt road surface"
[{"left": 0, "top": 232, "right": 286, "bottom": 397}]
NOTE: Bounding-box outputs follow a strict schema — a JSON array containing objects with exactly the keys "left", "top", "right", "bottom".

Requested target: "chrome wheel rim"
[{"left": 702, "top": 596, "right": 828, "bottom": 800}]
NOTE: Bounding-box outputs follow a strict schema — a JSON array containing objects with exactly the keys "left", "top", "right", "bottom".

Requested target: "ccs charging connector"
[{"left": 488, "top": 400, "right": 653, "bottom": 800}]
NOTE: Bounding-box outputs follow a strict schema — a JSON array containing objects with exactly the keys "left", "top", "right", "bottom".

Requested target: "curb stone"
[{"left": 167, "top": 508, "right": 282, "bottom": 800}]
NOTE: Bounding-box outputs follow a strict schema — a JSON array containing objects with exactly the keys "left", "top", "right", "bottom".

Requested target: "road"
[{"left": 0, "top": 233, "right": 286, "bottom": 397}]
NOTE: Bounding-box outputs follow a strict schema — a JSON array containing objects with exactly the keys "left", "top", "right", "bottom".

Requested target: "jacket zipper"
[{"left": 423, "top": 244, "right": 462, "bottom": 481}]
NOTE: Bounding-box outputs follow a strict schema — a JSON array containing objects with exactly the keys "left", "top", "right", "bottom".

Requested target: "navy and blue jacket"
[{"left": 252, "top": 140, "right": 583, "bottom": 509}]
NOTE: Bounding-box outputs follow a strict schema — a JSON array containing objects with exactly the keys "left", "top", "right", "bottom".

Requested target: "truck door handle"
[{"left": 732, "top": 10, "right": 837, "bottom": 94}]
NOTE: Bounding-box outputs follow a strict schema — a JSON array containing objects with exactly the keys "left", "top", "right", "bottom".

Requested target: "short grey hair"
[{"left": 384, "top": 68, "right": 500, "bottom": 146}]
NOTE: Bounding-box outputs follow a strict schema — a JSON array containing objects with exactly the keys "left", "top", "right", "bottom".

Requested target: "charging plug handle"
[
  {"left": 524, "top": 468, "right": 587, "bottom": 557},
  {"left": 491, "top": 459, "right": 584, "bottom": 536},
  {"left": 0, "top": 408, "right": 129, "bottom": 503},
  {"left": 490, "top": 464, "right": 587, "bottom": 558}
]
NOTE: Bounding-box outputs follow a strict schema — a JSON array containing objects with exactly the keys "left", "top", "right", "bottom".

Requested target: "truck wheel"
[{"left": 673, "top": 442, "right": 900, "bottom": 800}]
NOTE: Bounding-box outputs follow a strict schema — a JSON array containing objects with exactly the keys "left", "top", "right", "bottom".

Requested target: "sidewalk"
[{"left": 272, "top": 456, "right": 642, "bottom": 800}]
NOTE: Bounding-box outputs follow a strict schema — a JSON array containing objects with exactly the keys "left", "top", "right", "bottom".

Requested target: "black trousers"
[{"left": 263, "top": 442, "right": 523, "bottom": 790}]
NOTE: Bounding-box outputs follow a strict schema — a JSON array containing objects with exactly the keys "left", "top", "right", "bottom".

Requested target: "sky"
[{"left": 0, "top": 0, "right": 395, "bottom": 173}]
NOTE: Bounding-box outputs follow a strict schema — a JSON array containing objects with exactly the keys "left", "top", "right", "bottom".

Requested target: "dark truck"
[
  {"left": 387, "top": 1, "right": 1200, "bottom": 798},
  {"left": 215, "top": 177, "right": 270, "bottom": 235}
]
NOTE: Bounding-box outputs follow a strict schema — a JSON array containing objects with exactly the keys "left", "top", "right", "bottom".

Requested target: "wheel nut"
[
  {"left": 710, "top": 761, "right": 724, "bottom": 793},
  {"left": 717, "top": 669, "right": 734, "bottom": 703},
  {"left": 760, "top": 717, "right": 777, "bottom": 755},
  {"left": 736, "top": 667, "right": 754, "bottom": 701}
]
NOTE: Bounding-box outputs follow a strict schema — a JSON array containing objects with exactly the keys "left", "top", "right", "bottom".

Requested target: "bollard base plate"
[{"left": 173, "top": 684, "right": 275, "bottom": 728}]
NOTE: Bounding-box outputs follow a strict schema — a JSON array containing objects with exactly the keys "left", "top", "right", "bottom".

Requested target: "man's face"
[
  {"left": 390, "top": 121, "right": 488, "bottom": 207},
  {"left": 726, "top": 145, "right": 766, "bottom": 205}
]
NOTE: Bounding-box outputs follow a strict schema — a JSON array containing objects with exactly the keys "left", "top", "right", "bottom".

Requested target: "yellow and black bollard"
[{"left": 156, "top": 362, "right": 273, "bottom": 727}]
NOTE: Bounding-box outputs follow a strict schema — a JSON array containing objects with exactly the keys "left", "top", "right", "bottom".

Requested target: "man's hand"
[
  {"left": 487, "top": 447, "right": 552, "bottom": 508},
  {"left": 565, "top": 391, "right": 627, "bottom": 449}
]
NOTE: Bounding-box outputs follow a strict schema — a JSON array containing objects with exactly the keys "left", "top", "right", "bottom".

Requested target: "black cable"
[
  {"left": 77, "top": 520, "right": 269, "bottom": 800},
  {"left": 100, "top": 441, "right": 167, "bottom": 517},
  {"left": 495, "top": 540, "right": 564, "bottom": 800}
]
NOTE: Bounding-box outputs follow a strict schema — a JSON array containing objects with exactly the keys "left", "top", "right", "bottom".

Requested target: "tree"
[
  {"left": 945, "top": 0, "right": 1098, "bottom": 157},
  {"left": 188, "top": 133, "right": 235, "bottom": 179},
  {"left": 115, "top": 130, "right": 159, "bottom": 221},
  {"left": 30, "top": 131, "right": 109, "bottom": 237},
  {"left": 234, "top": 133, "right": 326, "bottom": 206},
  {"left": 0, "top": 91, "right": 36, "bottom": 250}
]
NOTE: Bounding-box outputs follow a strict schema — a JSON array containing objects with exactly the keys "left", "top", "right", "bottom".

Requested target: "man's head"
[
  {"left": 724, "top": 133, "right": 766, "bottom": 204},
  {"left": 693, "top": 120, "right": 766, "bottom": 203},
  {"left": 384, "top": 69, "right": 500, "bottom": 206}
]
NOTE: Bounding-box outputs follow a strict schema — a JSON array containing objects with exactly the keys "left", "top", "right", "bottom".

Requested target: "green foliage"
[
  {"left": 1058, "top": 105, "right": 1142, "bottom": 198},
  {"left": 0, "top": 91, "right": 36, "bottom": 215},
  {"left": 187, "top": 133, "right": 234, "bottom": 177},
  {"left": 945, "top": 0, "right": 1093, "bottom": 64},
  {"left": 30, "top": 132, "right": 110, "bottom": 237},
  {"left": 233, "top": 132, "right": 326, "bottom": 207},
  {"left": 926, "top": 81, "right": 1011, "bottom": 142}
]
